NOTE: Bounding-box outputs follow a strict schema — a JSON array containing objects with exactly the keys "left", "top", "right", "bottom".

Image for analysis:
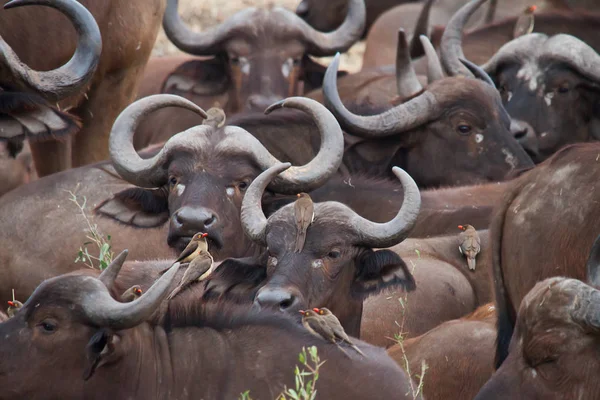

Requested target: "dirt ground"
[{"left": 152, "top": 0, "right": 365, "bottom": 72}]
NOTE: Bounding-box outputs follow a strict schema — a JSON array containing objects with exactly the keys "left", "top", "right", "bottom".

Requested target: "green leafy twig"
[
  {"left": 278, "top": 346, "right": 325, "bottom": 400},
  {"left": 67, "top": 188, "right": 113, "bottom": 270}
]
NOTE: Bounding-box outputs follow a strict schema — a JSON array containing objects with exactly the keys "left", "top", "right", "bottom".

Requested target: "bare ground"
[{"left": 152, "top": 0, "right": 365, "bottom": 73}]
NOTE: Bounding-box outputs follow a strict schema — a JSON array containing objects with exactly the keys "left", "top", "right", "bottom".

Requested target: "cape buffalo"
[
  {"left": 323, "top": 52, "right": 534, "bottom": 186},
  {"left": 441, "top": 0, "right": 600, "bottom": 162},
  {"left": 238, "top": 162, "right": 421, "bottom": 337},
  {"left": 0, "top": 0, "right": 163, "bottom": 176},
  {"left": 0, "top": 251, "right": 420, "bottom": 399},
  {"left": 490, "top": 143, "right": 600, "bottom": 367},
  {"left": 476, "top": 236, "right": 600, "bottom": 399},
  {"left": 103, "top": 95, "right": 343, "bottom": 260}
]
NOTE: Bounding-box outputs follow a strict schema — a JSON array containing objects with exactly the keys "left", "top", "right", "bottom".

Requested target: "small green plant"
[
  {"left": 67, "top": 189, "right": 114, "bottom": 270},
  {"left": 278, "top": 346, "right": 325, "bottom": 400},
  {"left": 239, "top": 390, "right": 254, "bottom": 400}
]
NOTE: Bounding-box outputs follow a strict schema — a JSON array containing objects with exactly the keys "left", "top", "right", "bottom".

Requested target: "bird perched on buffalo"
[
  {"left": 120, "top": 285, "right": 143, "bottom": 302},
  {"left": 6, "top": 300, "right": 23, "bottom": 318},
  {"left": 300, "top": 308, "right": 365, "bottom": 357},
  {"left": 168, "top": 252, "right": 214, "bottom": 300},
  {"left": 458, "top": 224, "right": 481, "bottom": 271},
  {"left": 294, "top": 193, "right": 314, "bottom": 252},
  {"left": 513, "top": 5, "right": 536, "bottom": 38},
  {"left": 174, "top": 232, "right": 210, "bottom": 264}
]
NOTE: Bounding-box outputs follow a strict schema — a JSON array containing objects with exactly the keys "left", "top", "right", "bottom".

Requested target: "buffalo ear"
[
  {"left": 95, "top": 187, "right": 169, "bottom": 228},
  {"left": 203, "top": 255, "right": 268, "bottom": 300},
  {"left": 302, "top": 56, "right": 348, "bottom": 92},
  {"left": 587, "top": 234, "right": 600, "bottom": 287},
  {"left": 352, "top": 249, "right": 416, "bottom": 299},
  {"left": 162, "top": 58, "right": 230, "bottom": 98},
  {"left": 83, "top": 329, "right": 120, "bottom": 381}
]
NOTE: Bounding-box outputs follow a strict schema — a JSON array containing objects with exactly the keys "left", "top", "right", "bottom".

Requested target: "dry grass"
[{"left": 152, "top": 0, "right": 365, "bottom": 73}]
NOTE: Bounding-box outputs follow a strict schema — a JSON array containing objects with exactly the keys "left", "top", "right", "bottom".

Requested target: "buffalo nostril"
[
  {"left": 255, "top": 288, "right": 298, "bottom": 311},
  {"left": 279, "top": 295, "right": 297, "bottom": 310},
  {"left": 203, "top": 214, "right": 217, "bottom": 228},
  {"left": 513, "top": 128, "right": 527, "bottom": 140}
]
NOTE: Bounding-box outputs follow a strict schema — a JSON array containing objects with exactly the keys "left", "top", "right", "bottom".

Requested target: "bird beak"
[
  {"left": 297, "top": 194, "right": 301, "bottom": 198},
  {"left": 298, "top": 310, "right": 305, "bottom": 315},
  {"left": 458, "top": 225, "right": 463, "bottom": 230},
  {"left": 201, "top": 233, "right": 209, "bottom": 238},
  {"left": 312, "top": 308, "right": 320, "bottom": 313},
  {"left": 7, "top": 301, "right": 14, "bottom": 307}
]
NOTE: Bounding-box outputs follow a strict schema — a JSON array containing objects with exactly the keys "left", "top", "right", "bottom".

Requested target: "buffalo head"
[
  {"left": 0, "top": 0, "right": 101, "bottom": 145},
  {"left": 238, "top": 163, "right": 418, "bottom": 335},
  {"left": 96, "top": 94, "right": 343, "bottom": 261},
  {"left": 442, "top": 0, "right": 600, "bottom": 162},
  {"left": 324, "top": 51, "right": 534, "bottom": 187},
  {"left": 162, "top": 0, "right": 365, "bottom": 113},
  {"left": 476, "top": 234, "right": 600, "bottom": 399},
  {"left": 0, "top": 250, "right": 181, "bottom": 397}
]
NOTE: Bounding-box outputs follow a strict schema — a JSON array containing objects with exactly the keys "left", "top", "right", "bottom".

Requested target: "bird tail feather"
[{"left": 294, "top": 231, "right": 306, "bottom": 253}]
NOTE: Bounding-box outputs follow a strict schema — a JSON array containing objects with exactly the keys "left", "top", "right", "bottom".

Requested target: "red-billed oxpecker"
[
  {"left": 513, "top": 5, "right": 537, "bottom": 39},
  {"left": 458, "top": 224, "right": 481, "bottom": 271},
  {"left": 120, "top": 286, "right": 143, "bottom": 303},
  {"left": 294, "top": 192, "right": 315, "bottom": 252},
  {"left": 6, "top": 299, "right": 22, "bottom": 318},
  {"left": 301, "top": 308, "right": 365, "bottom": 357}
]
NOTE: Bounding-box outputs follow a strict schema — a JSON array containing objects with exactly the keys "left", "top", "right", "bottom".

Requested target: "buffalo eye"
[
  {"left": 237, "top": 181, "right": 249, "bottom": 191},
  {"left": 557, "top": 83, "right": 570, "bottom": 94},
  {"left": 168, "top": 176, "right": 178, "bottom": 187},
  {"left": 457, "top": 124, "right": 472, "bottom": 135},
  {"left": 230, "top": 56, "right": 240, "bottom": 65},
  {"left": 327, "top": 249, "right": 341, "bottom": 259},
  {"left": 39, "top": 320, "right": 57, "bottom": 334}
]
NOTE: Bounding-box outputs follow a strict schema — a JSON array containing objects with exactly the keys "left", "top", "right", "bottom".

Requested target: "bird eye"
[
  {"left": 39, "top": 321, "right": 57, "bottom": 334},
  {"left": 457, "top": 124, "right": 472, "bottom": 135}
]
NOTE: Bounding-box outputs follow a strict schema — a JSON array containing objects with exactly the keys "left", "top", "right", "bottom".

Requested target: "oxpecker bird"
[
  {"left": 458, "top": 224, "right": 481, "bottom": 271},
  {"left": 120, "top": 285, "right": 143, "bottom": 302},
  {"left": 294, "top": 192, "right": 314, "bottom": 252},
  {"left": 167, "top": 251, "right": 215, "bottom": 300},
  {"left": 513, "top": 5, "right": 536, "bottom": 38},
  {"left": 7, "top": 300, "right": 23, "bottom": 318},
  {"left": 300, "top": 308, "right": 364, "bottom": 357},
  {"left": 174, "top": 232, "right": 209, "bottom": 264}
]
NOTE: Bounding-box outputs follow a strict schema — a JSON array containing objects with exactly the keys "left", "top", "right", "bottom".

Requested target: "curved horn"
[
  {"left": 81, "top": 262, "right": 181, "bottom": 330},
  {"left": 162, "top": 0, "right": 250, "bottom": 55},
  {"left": 98, "top": 250, "right": 129, "bottom": 289},
  {"left": 241, "top": 163, "right": 292, "bottom": 246},
  {"left": 420, "top": 35, "right": 444, "bottom": 83},
  {"left": 409, "top": 0, "right": 435, "bottom": 59},
  {"left": 109, "top": 95, "right": 208, "bottom": 188},
  {"left": 480, "top": 34, "right": 548, "bottom": 75},
  {"left": 440, "top": 0, "right": 488, "bottom": 77},
  {"left": 291, "top": 0, "right": 366, "bottom": 57},
  {"left": 0, "top": 0, "right": 102, "bottom": 101},
  {"left": 261, "top": 97, "right": 344, "bottom": 193},
  {"left": 460, "top": 58, "right": 495, "bottom": 88},
  {"left": 587, "top": 234, "right": 600, "bottom": 287},
  {"left": 350, "top": 167, "right": 420, "bottom": 248},
  {"left": 323, "top": 53, "right": 438, "bottom": 138},
  {"left": 538, "top": 35, "right": 600, "bottom": 84},
  {"left": 396, "top": 29, "right": 424, "bottom": 98}
]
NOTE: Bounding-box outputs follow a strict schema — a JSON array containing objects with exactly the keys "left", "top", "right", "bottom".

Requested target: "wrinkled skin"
[
  {"left": 0, "top": 268, "right": 418, "bottom": 399},
  {"left": 491, "top": 143, "right": 600, "bottom": 367},
  {"left": 389, "top": 304, "right": 496, "bottom": 400},
  {"left": 361, "top": 230, "right": 493, "bottom": 347},
  {"left": 476, "top": 278, "right": 600, "bottom": 399},
  {"left": 0, "top": 0, "right": 165, "bottom": 176}
]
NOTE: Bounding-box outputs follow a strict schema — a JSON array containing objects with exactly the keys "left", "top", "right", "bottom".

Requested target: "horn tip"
[
  {"left": 264, "top": 100, "right": 286, "bottom": 115},
  {"left": 4, "top": 0, "right": 26, "bottom": 10}
]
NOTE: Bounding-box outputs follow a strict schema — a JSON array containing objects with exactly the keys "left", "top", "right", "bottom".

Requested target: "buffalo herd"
[{"left": 0, "top": 0, "right": 599, "bottom": 398}]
